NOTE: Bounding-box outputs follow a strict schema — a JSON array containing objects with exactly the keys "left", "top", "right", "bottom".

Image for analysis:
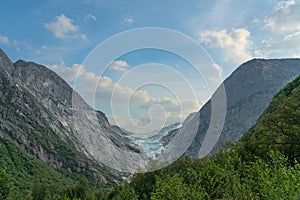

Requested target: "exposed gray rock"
[
  {"left": 155, "top": 112, "right": 200, "bottom": 168},
  {"left": 0, "top": 55, "right": 114, "bottom": 183},
  {"left": 112, "top": 125, "right": 133, "bottom": 136},
  {"left": 0, "top": 49, "right": 146, "bottom": 178},
  {"left": 158, "top": 123, "right": 181, "bottom": 147},
  {"left": 181, "top": 59, "right": 300, "bottom": 158},
  {"left": 160, "top": 129, "right": 179, "bottom": 147}
]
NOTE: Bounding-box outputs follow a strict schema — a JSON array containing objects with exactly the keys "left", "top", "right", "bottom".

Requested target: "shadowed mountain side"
[{"left": 180, "top": 59, "right": 300, "bottom": 158}]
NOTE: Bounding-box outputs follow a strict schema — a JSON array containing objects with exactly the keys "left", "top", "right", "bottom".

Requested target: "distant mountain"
[
  {"left": 182, "top": 59, "right": 300, "bottom": 158},
  {"left": 0, "top": 49, "right": 146, "bottom": 189},
  {"left": 160, "top": 128, "right": 179, "bottom": 147}
]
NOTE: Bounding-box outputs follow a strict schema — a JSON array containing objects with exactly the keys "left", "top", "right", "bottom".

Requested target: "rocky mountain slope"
[
  {"left": 0, "top": 49, "right": 146, "bottom": 184},
  {"left": 107, "top": 75, "right": 300, "bottom": 200},
  {"left": 158, "top": 59, "right": 300, "bottom": 161},
  {"left": 0, "top": 61, "right": 114, "bottom": 185}
]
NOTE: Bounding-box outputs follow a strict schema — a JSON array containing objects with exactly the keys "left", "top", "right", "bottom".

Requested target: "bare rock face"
[
  {"left": 180, "top": 59, "right": 300, "bottom": 158},
  {"left": 0, "top": 49, "right": 146, "bottom": 181}
]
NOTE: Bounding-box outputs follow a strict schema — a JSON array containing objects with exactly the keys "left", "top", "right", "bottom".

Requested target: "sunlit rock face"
[
  {"left": 0, "top": 48, "right": 147, "bottom": 177},
  {"left": 181, "top": 59, "right": 300, "bottom": 158}
]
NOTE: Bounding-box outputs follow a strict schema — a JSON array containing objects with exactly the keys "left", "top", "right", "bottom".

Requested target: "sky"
[{"left": 1, "top": 0, "right": 300, "bottom": 133}]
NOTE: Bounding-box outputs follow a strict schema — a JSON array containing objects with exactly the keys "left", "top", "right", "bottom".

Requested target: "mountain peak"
[
  {"left": 0, "top": 48, "right": 8, "bottom": 58},
  {"left": 0, "top": 48, "right": 147, "bottom": 174},
  {"left": 0, "top": 48, "right": 14, "bottom": 73},
  {"left": 181, "top": 58, "right": 300, "bottom": 158},
  {"left": 14, "top": 59, "right": 27, "bottom": 65}
]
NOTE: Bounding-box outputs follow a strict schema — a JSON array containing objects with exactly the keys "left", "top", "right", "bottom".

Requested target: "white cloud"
[
  {"left": 0, "top": 35, "right": 18, "bottom": 46},
  {"left": 85, "top": 14, "right": 97, "bottom": 22},
  {"left": 257, "top": 0, "right": 300, "bottom": 58},
  {"left": 265, "top": 0, "right": 300, "bottom": 32},
  {"left": 122, "top": 16, "right": 134, "bottom": 25},
  {"left": 105, "top": 94, "right": 201, "bottom": 134},
  {"left": 49, "top": 63, "right": 86, "bottom": 82},
  {"left": 260, "top": 31, "right": 300, "bottom": 57},
  {"left": 78, "top": 72, "right": 201, "bottom": 133},
  {"left": 199, "top": 28, "right": 253, "bottom": 63},
  {"left": 44, "top": 14, "right": 86, "bottom": 40},
  {"left": 49, "top": 63, "right": 202, "bottom": 133},
  {"left": 96, "top": 75, "right": 201, "bottom": 133},
  {"left": 108, "top": 60, "right": 129, "bottom": 71},
  {"left": 0, "top": 35, "right": 10, "bottom": 45}
]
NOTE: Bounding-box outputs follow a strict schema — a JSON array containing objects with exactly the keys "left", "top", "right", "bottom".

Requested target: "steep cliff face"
[
  {"left": 0, "top": 52, "right": 117, "bottom": 184},
  {"left": 0, "top": 49, "right": 146, "bottom": 182},
  {"left": 179, "top": 59, "right": 300, "bottom": 158}
]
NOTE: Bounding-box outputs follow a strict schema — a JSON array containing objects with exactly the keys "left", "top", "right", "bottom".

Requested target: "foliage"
[
  {"left": 239, "top": 75, "right": 300, "bottom": 163},
  {"left": 0, "top": 137, "right": 74, "bottom": 196},
  {"left": 108, "top": 75, "right": 300, "bottom": 199},
  {"left": 2, "top": 75, "right": 300, "bottom": 199},
  {"left": 0, "top": 70, "right": 116, "bottom": 191},
  {"left": 0, "top": 169, "right": 13, "bottom": 199},
  {"left": 110, "top": 183, "right": 139, "bottom": 200}
]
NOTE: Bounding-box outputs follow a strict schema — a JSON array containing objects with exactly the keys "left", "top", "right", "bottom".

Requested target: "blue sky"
[{"left": 1, "top": 0, "right": 300, "bottom": 133}]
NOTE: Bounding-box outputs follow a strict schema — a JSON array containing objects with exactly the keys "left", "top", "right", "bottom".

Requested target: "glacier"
[{"left": 126, "top": 123, "right": 182, "bottom": 159}]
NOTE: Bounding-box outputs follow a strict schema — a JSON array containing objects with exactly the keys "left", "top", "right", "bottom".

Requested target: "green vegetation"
[
  {"left": 0, "top": 137, "right": 75, "bottom": 198},
  {"left": 0, "top": 136, "right": 113, "bottom": 199},
  {"left": 239, "top": 74, "right": 300, "bottom": 163},
  {"left": 106, "top": 152, "right": 299, "bottom": 199},
  {"left": 0, "top": 70, "right": 117, "bottom": 196},
  {"left": 1, "top": 75, "right": 300, "bottom": 199},
  {"left": 0, "top": 169, "right": 13, "bottom": 199},
  {"left": 107, "top": 75, "right": 300, "bottom": 199}
]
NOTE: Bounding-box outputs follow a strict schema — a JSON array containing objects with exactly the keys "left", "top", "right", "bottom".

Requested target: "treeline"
[
  {"left": 0, "top": 172, "right": 107, "bottom": 200},
  {"left": 107, "top": 75, "right": 300, "bottom": 199},
  {"left": 2, "top": 150, "right": 300, "bottom": 199},
  {"left": 108, "top": 77, "right": 300, "bottom": 200},
  {"left": 1, "top": 75, "right": 300, "bottom": 199}
]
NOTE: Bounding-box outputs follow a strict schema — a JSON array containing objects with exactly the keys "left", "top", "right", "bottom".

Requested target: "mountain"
[
  {"left": 107, "top": 75, "right": 300, "bottom": 200},
  {"left": 112, "top": 125, "right": 134, "bottom": 136},
  {"left": 160, "top": 129, "right": 179, "bottom": 147},
  {"left": 0, "top": 49, "right": 146, "bottom": 187},
  {"left": 240, "top": 74, "right": 300, "bottom": 162},
  {"left": 156, "top": 59, "right": 300, "bottom": 162}
]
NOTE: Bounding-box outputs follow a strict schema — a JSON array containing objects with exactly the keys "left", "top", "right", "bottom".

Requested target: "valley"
[{"left": 1, "top": 48, "right": 299, "bottom": 199}]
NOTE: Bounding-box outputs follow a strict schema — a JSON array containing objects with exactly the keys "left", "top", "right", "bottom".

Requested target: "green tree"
[
  {"left": 62, "top": 177, "right": 96, "bottom": 200},
  {"left": 0, "top": 169, "right": 13, "bottom": 199},
  {"left": 110, "top": 183, "right": 138, "bottom": 200},
  {"left": 151, "top": 173, "right": 207, "bottom": 200}
]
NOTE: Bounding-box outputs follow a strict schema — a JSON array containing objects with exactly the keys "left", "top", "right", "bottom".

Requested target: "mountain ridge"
[
  {"left": 0, "top": 48, "right": 147, "bottom": 187},
  {"left": 182, "top": 58, "right": 300, "bottom": 158},
  {"left": 0, "top": 58, "right": 115, "bottom": 184},
  {"left": 10, "top": 55, "right": 146, "bottom": 173},
  {"left": 107, "top": 74, "right": 300, "bottom": 200}
]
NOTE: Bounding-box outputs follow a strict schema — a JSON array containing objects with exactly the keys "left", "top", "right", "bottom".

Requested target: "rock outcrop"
[
  {"left": 0, "top": 49, "right": 146, "bottom": 183},
  {"left": 182, "top": 59, "right": 300, "bottom": 158}
]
